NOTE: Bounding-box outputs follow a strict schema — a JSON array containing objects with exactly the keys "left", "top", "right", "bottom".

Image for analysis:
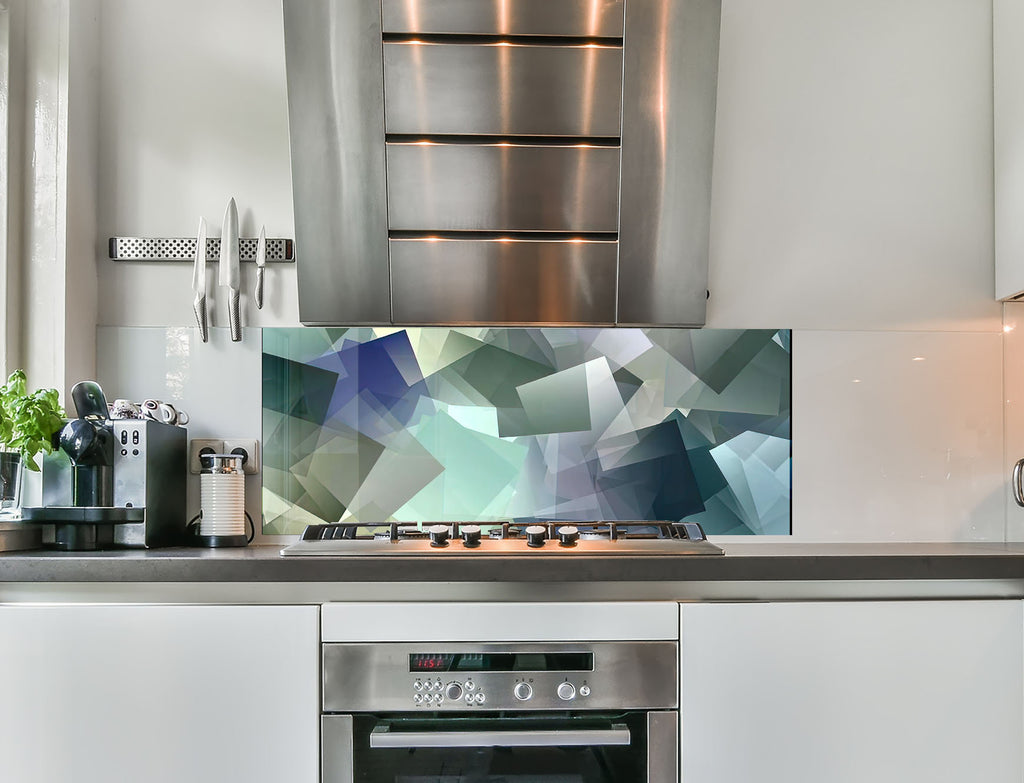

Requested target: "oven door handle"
[{"left": 369, "top": 723, "right": 632, "bottom": 749}]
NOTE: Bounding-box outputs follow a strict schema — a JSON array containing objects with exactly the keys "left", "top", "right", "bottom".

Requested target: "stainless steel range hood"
[{"left": 283, "top": 0, "right": 721, "bottom": 326}]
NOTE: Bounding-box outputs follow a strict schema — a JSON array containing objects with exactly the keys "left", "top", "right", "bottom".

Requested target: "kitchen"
[{"left": 1, "top": 0, "right": 1023, "bottom": 782}]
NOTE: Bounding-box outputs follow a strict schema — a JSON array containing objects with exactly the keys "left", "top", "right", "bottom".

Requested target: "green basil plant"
[{"left": 0, "top": 370, "right": 65, "bottom": 471}]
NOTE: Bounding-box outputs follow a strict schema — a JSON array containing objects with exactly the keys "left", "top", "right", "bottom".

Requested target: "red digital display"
[{"left": 410, "top": 654, "right": 454, "bottom": 672}]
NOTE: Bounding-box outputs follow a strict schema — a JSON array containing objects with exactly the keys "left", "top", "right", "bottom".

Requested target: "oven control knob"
[
  {"left": 525, "top": 525, "right": 547, "bottom": 548},
  {"left": 514, "top": 682, "right": 533, "bottom": 701},
  {"left": 428, "top": 524, "right": 450, "bottom": 547},
  {"left": 461, "top": 525, "right": 482, "bottom": 548},
  {"left": 557, "top": 682, "right": 576, "bottom": 701},
  {"left": 579, "top": 685, "right": 591, "bottom": 697},
  {"left": 557, "top": 525, "right": 579, "bottom": 546},
  {"left": 445, "top": 682, "right": 463, "bottom": 701}
]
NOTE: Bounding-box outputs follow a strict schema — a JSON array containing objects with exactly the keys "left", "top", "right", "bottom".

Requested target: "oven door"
[{"left": 323, "top": 711, "right": 677, "bottom": 783}]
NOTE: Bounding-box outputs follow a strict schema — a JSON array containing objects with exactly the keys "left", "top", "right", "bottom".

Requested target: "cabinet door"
[
  {"left": 680, "top": 601, "right": 1023, "bottom": 783},
  {"left": 0, "top": 604, "right": 319, "bottom": 783},
  {"left": 995, "top": 0, "right": 1024, "bottom": 299}
]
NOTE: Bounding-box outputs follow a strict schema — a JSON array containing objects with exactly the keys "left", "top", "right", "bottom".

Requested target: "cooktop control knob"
[
  {"left": 445, "top": 682, "right": 463, "bottom": 701},
  {"left": 461, "top": 525, "right": 482, "bottom": 548},
  {"left": 557, "top": 682, "right": 576, "bottom": 701},
  {"left": 514, "top": 682, "right": 533, "bottom": 701},
  {"left": 525, "top": 525, "right": 547, "bottom": 548},
  {"left": 557, "top": 525, "right": 579, "bottom": 546},
  {"left": 428, "top": 524, "right": 450, "bottom": 547}
]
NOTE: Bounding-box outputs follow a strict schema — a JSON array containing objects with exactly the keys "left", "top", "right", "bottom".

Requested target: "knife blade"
[
  {"left": 254, "top": 224, "right": 266, "bottom": 310},
  {"left": 191, "top": 216, "right": 209, "bottom": 342},
  {"left": 219, "top": 197, "right": 241, "bottom": 342}
]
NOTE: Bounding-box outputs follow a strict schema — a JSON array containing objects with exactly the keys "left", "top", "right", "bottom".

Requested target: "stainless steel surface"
[
  {"left": 199, "top": 453, "right": 243, "bottom": 475},
  {"left": 381, "top": 0, "right": 625, "bottom": 37},
  {"left": 617, "top": 0, "right": 721, "bottom": 326},
  {"left": 386, "top": 142, "right": 620, "bottom": 231},
  {"left": 4, "top": 577, "right": 1024, "bottom": 606},
  {"left": 368, "top": 724, "right": 631, "bottom": 748},
  {"left": 191, "top": 217, "right": 208, "bottom": 342},
  {"left": 384, "top": 42, "right": 623, "bottom": 137},
  {"left": 219, "top": 198, "right": 241, "bottom": 342},
  {"left": 322, "top": 715, "right": 354, "bottom": 783},
  {"left": 109, "top": 236, "right": 293, "bottom": 262},
  {"left": 254, "top": 225, "right": 266, "bottom": 310},
  {"left": 390, "top": 238, "right": 617, "bottom": 323},
  {"left": 283, "top": 536, "right": 722, "bottom": 557},
  {"left": 322, "top": 641, "right": 678, "bottom": 712},
  {"left": 284, "top": 0, "right": 391, "bottom": 325},
  {"left": 1014, "top": 459, "right": 1024, "bottom": 508},
  {"left": 647, "top": 712, "right": 678, "bottom": 783}
]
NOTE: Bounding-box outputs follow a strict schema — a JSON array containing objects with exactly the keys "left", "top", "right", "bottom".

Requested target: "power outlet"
[
  {"left": 189, "top": 439, "right": 224, "bottom": 474},
  {"left": 223, "top": 438, "right": 260, "bottom": 475}
]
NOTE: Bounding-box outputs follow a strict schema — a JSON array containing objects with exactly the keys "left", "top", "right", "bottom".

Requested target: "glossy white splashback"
[
  {"left": 97, "top": 327, "right": 1008, "bottom": 542},
  {"left": 95, "top": 327, "right": 267, "bottom": 538},
  {"left": 1003, "top": 302, "right": 1024, "bottom": 540},
  {"left": 792, "top": 331, "right": 1004, "bottom": 541}
]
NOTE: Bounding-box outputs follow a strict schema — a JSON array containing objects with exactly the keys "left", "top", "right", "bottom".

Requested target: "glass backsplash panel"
[{"left": 262, "top": 328, "right": 791, "bottom": 535}]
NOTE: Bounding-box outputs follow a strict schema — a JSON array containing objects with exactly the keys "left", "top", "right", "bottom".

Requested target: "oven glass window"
[{"left": 348, "top": 713, "right": 648, "bottom": 783}]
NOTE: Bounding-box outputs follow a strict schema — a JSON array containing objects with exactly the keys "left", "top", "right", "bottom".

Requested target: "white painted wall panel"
[
  {"left": 680, "top": 601, "right": 1024, "bottom": 783},
  {"left": 0, "top": 605, "right": 319, "bottom": 783},
  {"left": 707, "top": 0, "right": 999, "bottom": 332},
  {"left": 95, "top": 0, "right": 296, "bottom": 327}
]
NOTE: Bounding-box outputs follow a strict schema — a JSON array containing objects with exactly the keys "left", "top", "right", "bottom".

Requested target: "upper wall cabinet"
[
  {"left": 996, "top": 0, "right": 1024, "bottom": 300},
  {"left": 283, "top": 0, "right": 721, "bottom": 327}
]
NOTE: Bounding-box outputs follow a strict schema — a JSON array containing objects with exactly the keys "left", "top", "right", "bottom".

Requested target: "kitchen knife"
[
  {"left": 219, "top": 197, "right": 241, "bottom": 342},
  {"left": 254, "top": 224, "right": 266, "bottom": 310},
  {"left": 192, "top": 216, "right": 209, "bottom": 342}
]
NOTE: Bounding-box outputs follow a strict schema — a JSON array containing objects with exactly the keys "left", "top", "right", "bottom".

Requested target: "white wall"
[
  {"left": 91, "top": 0, "right": 1005, "bottom": 541},
  {"left": 96, "top": 0, "right": 296, "bottom": 328}
]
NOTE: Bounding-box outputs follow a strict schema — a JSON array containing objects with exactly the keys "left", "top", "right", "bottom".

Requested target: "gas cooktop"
[{"left": 280, "top": 520, "right": 723, "bottom": 557}]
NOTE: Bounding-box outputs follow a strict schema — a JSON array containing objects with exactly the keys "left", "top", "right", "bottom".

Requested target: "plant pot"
[{"left": 0, "top": 451, "right": 23, "bottom": 518}]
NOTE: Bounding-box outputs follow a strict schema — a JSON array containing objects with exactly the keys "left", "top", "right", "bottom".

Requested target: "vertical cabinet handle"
[{"left": 1013, "top": 459, "right": 1024, "bottom": 507}]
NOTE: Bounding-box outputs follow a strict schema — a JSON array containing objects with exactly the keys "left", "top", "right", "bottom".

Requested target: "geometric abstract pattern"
[{"left": 262, "top": 328, "right": 791, "bottom": 535}]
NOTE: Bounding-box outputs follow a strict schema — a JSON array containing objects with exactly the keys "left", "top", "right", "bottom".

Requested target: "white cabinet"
[
  {"left": 680, "top": 601, "right": 1023, "bottom": 783},
  {"left": 0, "top": 604, "right": 319, "bottom": 783},
  {"left": 996, "top": 0, "right": 1024, "bottom": 299}
]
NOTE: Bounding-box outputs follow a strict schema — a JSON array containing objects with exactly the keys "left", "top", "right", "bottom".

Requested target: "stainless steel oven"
[{"left": 321, "top": 641, "right": 678, "bottom": 783}]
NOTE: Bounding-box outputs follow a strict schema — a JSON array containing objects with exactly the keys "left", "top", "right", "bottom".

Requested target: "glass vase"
[{"left": 0, "top": 451, "right": 23, "bottom": 518}]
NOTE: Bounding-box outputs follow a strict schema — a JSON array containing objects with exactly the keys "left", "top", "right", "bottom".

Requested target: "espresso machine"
[{"left": 22, "top": 381, "right": 187, "bottom": 550}]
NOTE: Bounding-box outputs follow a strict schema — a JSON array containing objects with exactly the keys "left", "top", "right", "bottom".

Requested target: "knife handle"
[
  {"left": 193, "top": 294, "right": 209, "bottom": 343},
  {"left": 229, "top": 289, "right": 241, "bottom": 342},
  {"left": 255, "top": 267, "right": 265, "bottom": 310}
]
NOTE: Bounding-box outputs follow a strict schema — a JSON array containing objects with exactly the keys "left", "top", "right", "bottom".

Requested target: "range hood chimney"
[{"left": 284, "top": 0, "right": 721, "bottom": 327}]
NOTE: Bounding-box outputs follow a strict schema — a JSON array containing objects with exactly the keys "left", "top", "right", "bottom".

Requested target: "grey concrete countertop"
[{"left": 2, "top": 543, "right": 1024, "bottom": 603}]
